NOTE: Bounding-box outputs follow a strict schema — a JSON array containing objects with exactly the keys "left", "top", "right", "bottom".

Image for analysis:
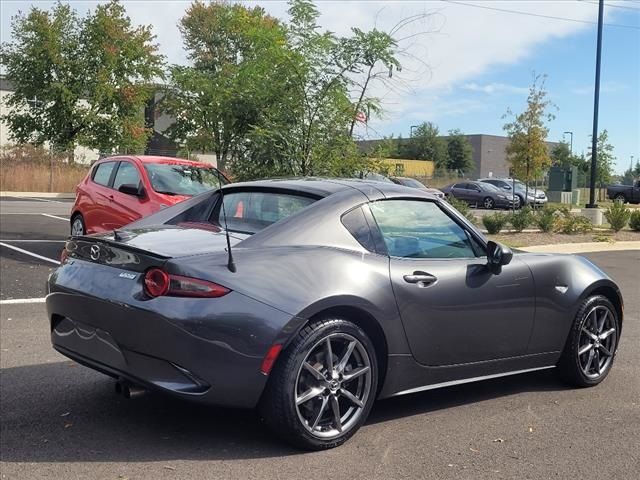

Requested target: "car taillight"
[
  {"left": 144, "top": 268, "right": 170, "bottom": 297},
  {"left": 143, "top": 268, "right": 230, "bottom": 298}
]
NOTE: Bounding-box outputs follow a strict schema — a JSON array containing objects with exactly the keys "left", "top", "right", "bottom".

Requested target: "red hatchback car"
[{"left": 70, "top": 155, "right": 228, "bottom": 235}]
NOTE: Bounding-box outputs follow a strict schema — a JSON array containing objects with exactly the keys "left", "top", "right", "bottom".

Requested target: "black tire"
[
  {"left": 483, "top": 197, "right": 495, "bottom": 210},
  {"left": 516, "top": 194, "right": 524, "bottom": 209},
  {"left": 614, "top": 193, "right": 626, "bottom": 204},
  {"left": 557, "top": 295, "right": 620, "bottom": 387},
  {"left": 70, "top": 213, "right": 85, "bottom": 236},
  {"left": 260, "top": 318, "right": 378, "bottom": 450}
]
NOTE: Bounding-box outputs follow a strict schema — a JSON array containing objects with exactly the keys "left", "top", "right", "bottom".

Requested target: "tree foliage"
[
  {"left": 400, "top": 121, "right": 448, "bottom": 166},
  {"left": 0, "top": 0, "right": 164, "bottom": 160},
  {"left": 586, "top": 129, "right": 615, "bottom": 186},
  {"left": 167, "top": 0, "right": 405, "bottom": 180},
  {"left": 503, "top": 74, "right": 556, "bottom": 184},
  {"left": 445, "top": 129, "right": 474, "bottom": 174}
]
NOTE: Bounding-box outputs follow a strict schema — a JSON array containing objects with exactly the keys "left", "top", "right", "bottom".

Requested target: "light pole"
[
  {"left": 563, "top": 131, "right": 573, "bottom": 155},
  {"left": 587, "top": 0, "right": 604, "bottom": 208}
]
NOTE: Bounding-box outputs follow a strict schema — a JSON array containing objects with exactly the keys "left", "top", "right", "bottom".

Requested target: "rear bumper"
[{"left": 46, "top": 263, "right": 302, "bottom": 408}]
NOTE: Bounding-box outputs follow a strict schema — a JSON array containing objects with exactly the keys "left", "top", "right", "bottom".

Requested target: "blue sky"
[{"left": 2, "top": 1, "right": 639, "bottom": 173}]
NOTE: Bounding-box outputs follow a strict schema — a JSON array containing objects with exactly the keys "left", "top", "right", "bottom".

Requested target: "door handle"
[{"left": 403, "top": 271, "right": 437, "bottom": 287}]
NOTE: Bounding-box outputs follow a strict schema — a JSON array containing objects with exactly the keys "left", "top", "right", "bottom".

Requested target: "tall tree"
[
  {"left": 446, "top": 129, "right": 473, "bottom": 174},
  {"left": 0, "top": 1, "right": 164, "bottom": 161},
  {"left": 586, "top": 129, "right": 615, "bottom": 187},
  {"left": 503, "top": 73, "right": 556, "bottom": 196},
  {"left": 401, "top": 121, "right": 448, "bottom": 166},
  {"left": 164, "top": 1, "right": 290, "bottom": 172}
]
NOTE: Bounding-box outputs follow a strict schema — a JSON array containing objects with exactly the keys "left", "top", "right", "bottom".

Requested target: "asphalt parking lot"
[{"left": 1, "top": 197, "right": 638, "bottom": 479}]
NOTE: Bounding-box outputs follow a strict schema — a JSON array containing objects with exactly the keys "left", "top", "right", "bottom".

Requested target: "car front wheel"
[
  {"left": 558, "top": 295, "right": 619, "bottom": 387},
  {"left": 260, "top": 318, "right": 377, "bottom": 450}
]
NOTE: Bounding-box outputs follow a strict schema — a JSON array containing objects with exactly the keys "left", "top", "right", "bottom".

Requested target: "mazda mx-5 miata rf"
[{"left": 47, "top": 179, "right": 623, "bottom": 450}]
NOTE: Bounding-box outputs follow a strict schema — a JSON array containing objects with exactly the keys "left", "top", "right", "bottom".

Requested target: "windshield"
[
  {"left": 399, "top": 178, "right": 426, "bottom": 188},
  {"left": 144, "top": 163, "right": 229, "bottom": 196}
]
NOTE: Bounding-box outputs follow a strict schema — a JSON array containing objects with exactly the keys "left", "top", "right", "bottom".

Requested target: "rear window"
[
  {"left": 213, "top": 191, "right": 316, "bottom": 234},
  {"left": 92, "top": 161, "right": 117, "bottom": 187},
  {"left": 145, "top": 163, "right": 228, "bottom": 196}
]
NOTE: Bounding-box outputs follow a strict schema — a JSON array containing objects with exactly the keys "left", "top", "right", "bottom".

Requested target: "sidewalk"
[
  {"left": 522, "top": 241, "right": 640, "bottom": 254},
  {"left": 0, "top": 191, "right": 75, "bottom": 199}
]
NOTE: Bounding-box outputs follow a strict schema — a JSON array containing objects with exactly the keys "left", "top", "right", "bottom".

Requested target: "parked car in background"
[
  {"left": 49, "top": 179, "right": 623, "bottom": 450},
  {"left": 70, "top": 155, "right": 229, "bottom": 235},
  {"left": 478, "top": 178, "right": 547, "bottom": 207},
  {"left": 390, "top": 176, "right": 445, "bottom": 199},
  {"left": 607, "top": 180, "right": 640, "bottom": 204},
  {"left": 441, "top": 180, "right": 517, "bottom": 209}
]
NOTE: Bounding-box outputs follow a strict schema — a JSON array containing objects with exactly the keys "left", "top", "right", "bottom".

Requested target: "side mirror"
[
  {"left": 486, "top": 241, "right": 513, "bottom": 273},
  {"left": 118, "top": 183, "right": 145, "bottom": 198},
  {"left": 503, "top": 185, "right": 512, "bottom": 190}
]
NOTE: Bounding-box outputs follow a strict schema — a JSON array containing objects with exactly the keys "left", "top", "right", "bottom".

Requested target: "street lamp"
[
  {"left": 563, "top": 131, "right": 573, "bottom": 155},
  {"left": 587, "top": 0, "right": 605, "bottom": 208}
]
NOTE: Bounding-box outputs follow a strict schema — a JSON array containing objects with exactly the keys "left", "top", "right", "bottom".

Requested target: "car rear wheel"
[
  {"left": 483, "top": 197, "right": 495, "bottom": 209},
  {"left": 557, "top": 295, "right": 619, "bottom": 387},
  {"left": 614, "top": 193, "right": 626, "bottom": 204},
  {"left": 260, "top": 318, "right": 377, "bottom": 450},
  {"left": 70, "top": 214, "right": 85, "bottom": 236}
]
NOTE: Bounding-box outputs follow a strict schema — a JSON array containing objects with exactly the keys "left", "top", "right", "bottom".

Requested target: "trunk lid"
[{"left": 66, "top": 225, "right": 247, "bottom": 272}]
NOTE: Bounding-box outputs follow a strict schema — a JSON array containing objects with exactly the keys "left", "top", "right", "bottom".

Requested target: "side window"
[
  {"left": 113, "top": 162, "right": 142, "bottom": 191},
  {"left": 92, "top": 162, "right": 116, "bottom": 187},
  {"left": 453, "top": 183, "right": 466, "bottom": 189},
  {"left": 369, "top": 200, "right": 478, "bottom": 259},
  {"left": 341, "top": 207, "right": 376, "bottom": 252}
]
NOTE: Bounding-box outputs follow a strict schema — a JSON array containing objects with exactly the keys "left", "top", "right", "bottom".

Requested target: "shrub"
[
  {"left": 447, "top": 196, "right": 476, "bottom": 223},
  {"left": 629, "top": 210, "right": 640, "bottom": 231},
  {"left": 535, "top": 207, "right": 558, "bottom": 233},
  {"left": 604, "top": 201, "right": 631, "bottom": 232},
  {"left": 558, "top": 214, "right": 593, "bottom": 234},
  {"left": 509, "top": 206, "right": 534, "bottom": 232},
  {"left": 482, "top": 212, "right": 508, "bottom": 234}
]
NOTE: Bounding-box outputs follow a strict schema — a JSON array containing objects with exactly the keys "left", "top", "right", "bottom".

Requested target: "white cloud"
[{"left": 461, "top": 82, "right": 528, "bottom": 95}]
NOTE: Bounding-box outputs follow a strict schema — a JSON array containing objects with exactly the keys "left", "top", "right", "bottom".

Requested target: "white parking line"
[
  {"left": 0, "top": 242, "right": 60, "bottom": 265},
  {"left": 0, "top": 239, "right": 66, "bottom": 243},
  {"left": 0, "top": 213, "right": 66, "bottom": 215},
  {"left": 0, "top": 297, "right": 46, "bottom": 305},
  {"left": 24, "top": 197, "right": 65, "bottom": 204},
  {"left": 41, "top": 213, "right": 69, "bottom": 222}
]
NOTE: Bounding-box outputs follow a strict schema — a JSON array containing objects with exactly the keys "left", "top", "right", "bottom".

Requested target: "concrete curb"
[
  {"left": 1, "top": 191, "right": 75, "bottom": 199},
  {"left": 521, "top": 241, "right": 640, "bottom": 254}
]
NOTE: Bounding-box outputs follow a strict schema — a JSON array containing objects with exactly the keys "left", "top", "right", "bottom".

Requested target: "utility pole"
[{"left": 587, "top": 0, "right": 604, "bottom": 208}]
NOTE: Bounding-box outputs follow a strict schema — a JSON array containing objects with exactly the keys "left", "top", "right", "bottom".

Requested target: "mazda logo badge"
[{"left": 90, "top": 245, "right": 101, "bottom": 261}]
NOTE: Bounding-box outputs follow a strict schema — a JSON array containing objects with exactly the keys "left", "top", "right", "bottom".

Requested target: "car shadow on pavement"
[{"left": 1, "top": 362, "right": 569, "bottom": 463}]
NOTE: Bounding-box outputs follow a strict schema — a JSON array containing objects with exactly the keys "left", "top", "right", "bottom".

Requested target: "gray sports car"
[{"left": 47, "top": 178, "right": 623, "bottom": 450}]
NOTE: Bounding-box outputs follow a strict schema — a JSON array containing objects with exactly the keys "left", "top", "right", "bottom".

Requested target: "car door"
[
  {"left": 368, "top": 199, "right": 535, "bottom": 366},
  {"left": 634, "top": 181, "right": 640, "bottom": 202},
  {"left": 86, "top": 161, "right": 119, "bottom": 233},
  {"left": 466, "top": 183, "right": 483, "bottom": 205},
  {"left": 450, "top": 183, "right": 470, "bottom": 202},
  {"left": 108, "top": 160, "right": 146, "bottom": 229}
]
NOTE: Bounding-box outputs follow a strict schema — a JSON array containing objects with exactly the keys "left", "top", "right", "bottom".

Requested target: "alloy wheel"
[
  {"left": 578, "top": 305, "right": 617, "bottom": 379},
  {"left": 484, "top": 198, "right": 494, "bottom": 209},
  {"left": 71, "top": 217, "right": 84, "bottom": 236},
  {"left": 295, "top": 333, "right": 372, "bottom": 439}
]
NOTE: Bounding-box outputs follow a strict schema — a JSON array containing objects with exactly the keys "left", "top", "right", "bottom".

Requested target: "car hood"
[{"left": 156, "top": 193, "right": 191, "bottom": 205}]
